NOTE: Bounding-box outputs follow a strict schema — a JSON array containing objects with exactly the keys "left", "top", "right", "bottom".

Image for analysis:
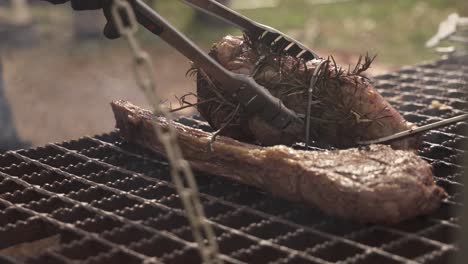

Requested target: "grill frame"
[{"left": 0, "top": 54, "right": 466, "bottom": 264}]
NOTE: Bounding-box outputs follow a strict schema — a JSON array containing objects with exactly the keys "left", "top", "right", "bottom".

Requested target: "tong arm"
[
  {"left": 183, "top": 0, "right": 319, "bottom": 59},
  {"left": 133, "top": 0, "right": 304, "bottom": 134},
  {"left": 134, "top": 0, "right": 232, "bottom": 85}
]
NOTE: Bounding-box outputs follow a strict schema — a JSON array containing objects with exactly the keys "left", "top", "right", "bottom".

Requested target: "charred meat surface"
[
  {"left": 194, "top": 35, "right": 417, "bottom": 149},
  {"left": 112, "top": 100, "right": 446, "bottom": 224}
]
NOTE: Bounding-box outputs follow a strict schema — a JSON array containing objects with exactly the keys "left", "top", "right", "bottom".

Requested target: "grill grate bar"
[
  {"left": 415, "top": 249, "right": 457, "bottom": 264},
  {"left": 9, "top": 151, "right": 194, "bottom": 244},
  {"left": 338, "top": 220, "right": 458, "bottom": 264},
  {"left": 78, "top": 135, "right": 424, "bottom": 264},
  {"left": 428, "top": 218, "right": 460, "bottom": 229},
  {"left": 420, "top": 155, "right": 463, "bottom": 166},
  {"left": 0, "top": 165, "right": 246, "bottom": 264},
  {"left": 378, "top": 225, "right": 456, "bottom": 251},
  {"left": 48, "top": 142, "right": 337, "bottom": 264},
  {"left": 0, "top": 193, "right": 157, "bottom": 264},
  {"left": 5, "top": 151, "right": 244, "bottom": 264},
  {"left": 86, "top": 135, "right": 421, "bottom": 263},
  {"left": 11, "top": 141, "right": 337, "bottom": 264},
  {"left": 382, "top": 88, "right": 467, "bottom": 104},
  {"left": 102, "top": 134, "right": 460, "bottom": 249}
]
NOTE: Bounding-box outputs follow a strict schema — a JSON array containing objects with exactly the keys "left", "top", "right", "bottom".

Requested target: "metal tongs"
[{"left": 131, "top": 0, "right": 318, "bottom": 137}]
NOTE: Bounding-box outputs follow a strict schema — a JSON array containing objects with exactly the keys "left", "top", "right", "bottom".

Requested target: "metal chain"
[{"left": 110, "top": 1, "right": 221, "bottom": 263}]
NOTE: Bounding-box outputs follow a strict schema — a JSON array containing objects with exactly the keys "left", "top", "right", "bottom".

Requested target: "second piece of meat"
[{"left": 112, "top": 100, "right": 446, "bottom": 224}]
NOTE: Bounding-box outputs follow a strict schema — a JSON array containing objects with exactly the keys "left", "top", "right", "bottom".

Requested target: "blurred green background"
[
  {"left": 152, "top": 0, "right": 468, "bottom": 64},
  {"left": 1, "top": 0, "right": 467, "bottom": 145},
  {"left": 17, "top": 0, "right": 467, "bottom": 65}
]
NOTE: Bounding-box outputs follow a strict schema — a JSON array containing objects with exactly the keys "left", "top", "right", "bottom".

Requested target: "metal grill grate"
[{"left": 0, "top": 55, "right": 467, "bottom": 264}]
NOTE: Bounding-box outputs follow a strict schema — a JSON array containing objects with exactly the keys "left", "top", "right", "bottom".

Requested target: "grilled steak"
[
  {"left": 196, "top": 35, "right": 418, "bottom": 149},
  {"left": 112, "top": 100, "right": 445, "bottom": 224}
]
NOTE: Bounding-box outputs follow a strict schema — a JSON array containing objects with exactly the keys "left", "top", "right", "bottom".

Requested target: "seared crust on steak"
[
  {"left": 197, "top": 35, "right": 419, "bottom": 149},
  {"left": 112, "top": 100, "right": 446, "bottom": 223}
]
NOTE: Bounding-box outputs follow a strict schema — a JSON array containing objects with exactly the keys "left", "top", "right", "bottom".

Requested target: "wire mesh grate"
[{"left": 0, "top": 54, "right": 466, "bottom": 263}]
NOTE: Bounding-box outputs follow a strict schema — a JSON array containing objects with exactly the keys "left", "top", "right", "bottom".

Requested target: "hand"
[{"left": 42, "top": 0, "right": 127, "bottom": 39}]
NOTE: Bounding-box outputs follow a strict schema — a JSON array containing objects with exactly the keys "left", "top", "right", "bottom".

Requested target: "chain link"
[{"left": 111, "top": 1, "right": 221, "bottom": 263}]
